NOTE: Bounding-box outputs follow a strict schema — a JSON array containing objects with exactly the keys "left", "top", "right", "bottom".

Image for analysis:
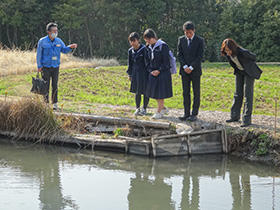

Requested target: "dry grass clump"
[
  {"left": 0, "top": 100, "right": 11, "bottom": 130},
  {"left": 0, "top": 47, "right": 119, "bottom": 76},
  {"left": 0, "top": 97, "right": 64, "bottom": 141},
  {"left": 59, "top": 115, "right": 88, "bottom": 134}
]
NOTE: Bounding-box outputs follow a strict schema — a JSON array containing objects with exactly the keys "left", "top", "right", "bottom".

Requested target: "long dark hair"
[
  {"left": 143, "top": 29, "right": 157, "bottom": 39},
  {"left": 221, "top": 38, "right": 240, "bottom": 57}
]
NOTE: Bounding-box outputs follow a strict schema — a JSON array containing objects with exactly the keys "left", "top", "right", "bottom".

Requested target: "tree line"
[{"left": 0, "top": 0, "right": 279, "bottom": 61}]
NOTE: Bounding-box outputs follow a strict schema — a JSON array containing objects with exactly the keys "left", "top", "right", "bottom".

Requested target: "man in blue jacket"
[{"left": 36, "top": 22, "right": 77, "bottom": 110}]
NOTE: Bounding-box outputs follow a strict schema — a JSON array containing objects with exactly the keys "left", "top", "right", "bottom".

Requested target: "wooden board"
[
  {"left": 127, "top": 141, "right": 151, "bottom": 156},
  {"left": 151, "top": 129, "right": 225, "bottom": 157},
  {"left": 56, "top": 112, "right": 171, "bottom": 129},
  {"left": 152, "top": 136, "right": 189, "bottom": 157},
  {"left": 188, "top": 131, "right": 223, "bottom": 155}
]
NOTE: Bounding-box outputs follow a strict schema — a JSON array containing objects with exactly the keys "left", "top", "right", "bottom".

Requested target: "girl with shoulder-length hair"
[
  {"left": 143, "top": 29, "right": 173, "bottom": 119},
  {"left": 221, "top": 38, "right": 262, "bottom": 127},
  {"left": 127, "top": 32, "right": 149, "bottom": 116}
]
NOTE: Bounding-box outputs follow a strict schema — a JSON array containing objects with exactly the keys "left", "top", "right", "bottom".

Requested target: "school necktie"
[{"left": 188, "top": 39, "right": 192, "bottom": 47}]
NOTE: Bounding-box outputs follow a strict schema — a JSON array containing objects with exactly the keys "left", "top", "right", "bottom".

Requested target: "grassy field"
[{"left": 0, "top": 63, "right": 279, "bottom": 116}]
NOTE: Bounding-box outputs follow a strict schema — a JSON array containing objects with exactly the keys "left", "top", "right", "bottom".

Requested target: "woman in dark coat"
[
  {"left": 143, "top": 29, "right": 173, "bottom": 119},
  {"left": 221, "top": 38, "right": 262, "bottom": 127},
  {"left": 127, "top": 32, "right": 149, "bottom": 115}
]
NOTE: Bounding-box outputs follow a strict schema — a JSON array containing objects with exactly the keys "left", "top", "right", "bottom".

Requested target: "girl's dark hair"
[
  {"left": 128, "top": 32, "right": 140, "bottom": 41},
  {"left": 143, "top": 29, "right": 157, "bottom": 39},
  {"left": 220, "top": 38, "right": 240, "bottom": 57},
  {"left": 46, "top": 22, "right": 58, "bottom": 32}
]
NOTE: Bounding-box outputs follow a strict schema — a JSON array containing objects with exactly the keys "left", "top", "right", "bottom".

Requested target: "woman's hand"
[{"left": 151, "top": 70, "right": 160, "bottom": 77}]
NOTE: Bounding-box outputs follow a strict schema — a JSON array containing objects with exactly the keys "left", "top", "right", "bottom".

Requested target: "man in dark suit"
[{"left": 177, "top": 21, "right": 204, "bottom": 121}]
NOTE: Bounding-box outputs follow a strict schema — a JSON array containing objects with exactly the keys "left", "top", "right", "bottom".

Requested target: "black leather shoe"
[
  {"left": 240, "top": 123, "right": 251, "bottom": 127},
  {"left": 226, "top": 118, "right": 239, "bottom": 123},
  {"left": 187, "top": 115, "right": 197, "bottom": 122},
  {"left": 179, "top": 115, "right": 190, "bottom": 121}
]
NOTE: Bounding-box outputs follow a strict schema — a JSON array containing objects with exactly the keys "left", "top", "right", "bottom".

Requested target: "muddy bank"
[{"left": 226, "top": 126, "right": 280, "bottom": 166}]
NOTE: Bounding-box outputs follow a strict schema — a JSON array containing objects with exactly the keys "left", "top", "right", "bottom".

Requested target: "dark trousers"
[
  {"left": 42, "top": 67, "right": 59, "bottom": 104},
  {"left": 231, "top": 73, "right": 255, "bottom": 124},
  {"left": 181, "top": 75, "right": 201, "bottom": 116}
]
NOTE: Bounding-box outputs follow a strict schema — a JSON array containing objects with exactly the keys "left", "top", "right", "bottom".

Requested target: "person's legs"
[
  {"left": 157, "top": 99, "right": 164, "bottom": 113},
  {"left": 135, "top": 94, "right": 141, "bottom": 109},
  {"left": 230, "top": 74, "right": 244, "bottom": 120},
  {"left": 51, "top": 67, "right": 59, "bottom": 104},
  {"left": 134, "top": 94, "right": 142, "bottom": 115},
  {"left": 182, "top": 76, "right": 191, "bottom": 117},
  {"left": 242, "top": 75, "right": 254, "bottom": 125},
  {"left": 139, "top": 95, "right": 149, "bottom": 115},
  {"left": 41, "top": 67, "right": 51, "bottom": 103},
  {"left": 191, "top": 76, "right": 201, "bottom": 116},
  {"left": 143, "top": 95, "right": 149, "bottom": 109},
  {"left": 152, "top": 99, "right": 164, "bottom": 119}
]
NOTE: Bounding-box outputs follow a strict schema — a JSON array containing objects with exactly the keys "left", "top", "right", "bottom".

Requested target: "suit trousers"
[
  {"left": 231, "top": 73, "right": 255, "bottom": 124},
  {"left": 181, "top": 74, "right": 201, "bottom": 116},
  {"left": 42, "top": 67, "right": 59, "bottom": 104}
]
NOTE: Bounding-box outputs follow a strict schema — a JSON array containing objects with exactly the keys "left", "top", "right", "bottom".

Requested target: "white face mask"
[{"left": 50, "top": 32, "right": 58, "bottom": 39}]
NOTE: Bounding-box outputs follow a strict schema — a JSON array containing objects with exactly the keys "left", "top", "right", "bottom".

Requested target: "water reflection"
[
  {"left": 0, "top": 141, "right": 77, "bottom": 210},
  {"left": 0, "top": 139, "right": 279, "bottom": 210},
  {"left": 230, "top": 171, "right": 251, "bottom": 209}
]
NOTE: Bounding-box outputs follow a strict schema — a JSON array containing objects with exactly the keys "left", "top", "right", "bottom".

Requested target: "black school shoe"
[
  {"left": 240, "top": 122, "right": 251, "bottom": 127},
  {"left": 187, "top": 115, "right": 197, "bottom": 122},
  {"left": 179, "top": 115, "right": 190, "bottom": 121},
  {"left": 226, "top": 118, "right": 239, "bottom": 123}
]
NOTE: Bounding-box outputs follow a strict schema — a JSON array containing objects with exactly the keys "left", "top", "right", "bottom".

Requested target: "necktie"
[{"left": 188, "top": 39, "right": 192, "bottom": 47}]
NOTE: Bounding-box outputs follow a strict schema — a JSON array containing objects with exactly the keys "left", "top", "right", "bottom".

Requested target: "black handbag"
[{"left": 30, "top": 72, "right": 48, "bottom": 95}]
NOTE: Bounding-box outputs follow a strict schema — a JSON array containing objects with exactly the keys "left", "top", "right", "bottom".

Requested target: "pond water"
[{"left": 0, "top": 139, "right": 279, "bottom": 210}]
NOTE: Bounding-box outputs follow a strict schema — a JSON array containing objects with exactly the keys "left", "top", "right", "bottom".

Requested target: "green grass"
[{"left": 0, "top": 63, "right": 279, "bottom": 115}]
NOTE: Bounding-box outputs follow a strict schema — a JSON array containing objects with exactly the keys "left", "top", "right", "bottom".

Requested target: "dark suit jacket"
[
  {"left": 177, "top": 35, "right": 204, "bottom": 77},
  {"left": 227, "top": 48, "right": 262, "bottom": 79}
]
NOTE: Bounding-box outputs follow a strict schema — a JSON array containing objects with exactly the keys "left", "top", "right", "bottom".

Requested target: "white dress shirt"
[
  {"left": 183, "top": 34, "right": 195, "bottom": 71},
  {"left": 230, "top": 55, "right": 244, "bottom": 70}
]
